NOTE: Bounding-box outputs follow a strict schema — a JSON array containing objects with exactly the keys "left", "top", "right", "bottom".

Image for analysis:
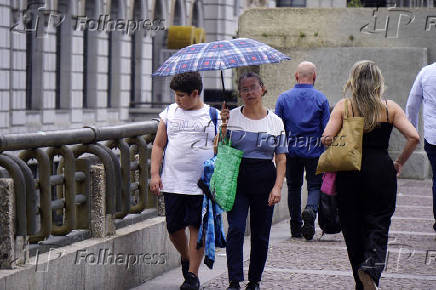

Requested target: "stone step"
[
  {"left": 393, "top": 206, "right": 434, "bottom": 219},
  {"left": 390, "top": 217, "right": 435, "bottom": 233},
  {"left": 396, "top": 194, "right": 434, "bottom": 206}
]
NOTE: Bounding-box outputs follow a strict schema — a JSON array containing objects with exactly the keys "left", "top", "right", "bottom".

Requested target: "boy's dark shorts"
[{"left": 163, "top": 192, "right": 203, "bottom": 234}]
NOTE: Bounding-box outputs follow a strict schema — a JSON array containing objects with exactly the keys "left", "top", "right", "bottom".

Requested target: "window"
[
  {"left": 357, "top": 0, "right": 388, "bottom": 6},
  {"left": 83, "top": 0, "right": 98, "bottom": 109},
  {"left": 234, "top": 0, "right": 240, "bottom": 16},
  {"left": 192, "top": 0, "right": 203, "bottom": 27},
  {"left": 152, "top": 1, "right": 167, "bottom": 106},
  {"left": 25, "top": 0, "right": 44, "bottom": 110},
  {"left": 55, "top": 0, "right": 75, "bottom": 110},
  {"left": 276, "top": 0, "right": 306, "bottom": 7},
  {"left": 130, "top": 0, "right": 143, "bottom": 107},
  {"left": 193, "top": 1, "right": 200, "bottom": 26},
  {"left": 174, "top": 0, "right": 182, "bottom": 26},
  {"left": 108, "top": 0, "right": 122, "bottom": 108},
  {"left": 26, "top": 23, "right": 33, "bottom": 110}
]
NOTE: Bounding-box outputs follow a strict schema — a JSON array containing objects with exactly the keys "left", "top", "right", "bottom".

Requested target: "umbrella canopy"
[{"left": 152, "top": 38, "right": 291, "bottom": 77}]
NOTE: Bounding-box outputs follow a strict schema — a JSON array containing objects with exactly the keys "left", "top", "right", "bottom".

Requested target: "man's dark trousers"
[
  {"left": 424, "top": 139, "right": 436, "bottom": 231},
  {"left": 286, "top": 154, "right": 322, "bottom": 234}
]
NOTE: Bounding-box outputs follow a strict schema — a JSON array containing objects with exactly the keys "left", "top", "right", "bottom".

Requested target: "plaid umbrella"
[
  {"left": 152, "top": 38, "right": 290, "bottom": 77},
  {"left": 152, "top": 38, "right": 291, "bottom": 95}
]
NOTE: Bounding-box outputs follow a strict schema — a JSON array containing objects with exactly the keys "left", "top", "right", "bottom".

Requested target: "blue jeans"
[
  {"left": 424, "top": 139, "right": 436, "bottom": 227},
  {"left": 286, "top": 155, "right": 322, "bottom": 232}
]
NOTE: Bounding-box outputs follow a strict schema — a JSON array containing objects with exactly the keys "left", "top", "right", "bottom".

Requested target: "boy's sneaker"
[
  {"left": 227, "top": 281, "right": 240, "bottom": 290},
  {"left": 245, "top": 281, "right": 260, "bottom": 290},
  {"left": 302, "top": 208, "right": 316, "bottom": 240},
  {"left": 181, "top": 258, "right": 189, "bottom": 279},
  {"left": 358, "top": 269, "right": 378, "bottom": 290},
  {"left": 180, "top": 272, "right": 200, "bottom": 290}
]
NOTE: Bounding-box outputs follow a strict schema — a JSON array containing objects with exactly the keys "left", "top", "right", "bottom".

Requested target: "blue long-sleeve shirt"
[
  {"left": 406, "top": 63, "right": 436, "bottom": 145},
  {"left": 275, "top": 84, "right": 330, "bottom": 158}
]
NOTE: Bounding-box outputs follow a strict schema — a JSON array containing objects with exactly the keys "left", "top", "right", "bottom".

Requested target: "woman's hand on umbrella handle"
[
  {"left": 220, "top": 101, "right": 229, "bottom": 142},
  {"left": 221, "top": 101, "right": 229, "bottom": 125}
]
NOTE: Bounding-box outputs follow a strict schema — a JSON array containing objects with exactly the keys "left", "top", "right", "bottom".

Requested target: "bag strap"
[
  {"left": 344, "top": 99, "right": 355, "bottom": 119},
  {"left": 209, "top": 106, "right": 218, "bottom": 136},
  {"left": 385, "top": 99, "right": 390, "bottom": 123},
  {"left": 344, "top": 99, "right": 349, "bottom": 119}
]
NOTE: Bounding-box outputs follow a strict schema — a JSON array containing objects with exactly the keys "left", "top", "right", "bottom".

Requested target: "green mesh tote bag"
[{"left": 209, "top": 135, "right": 243, "bottom": 211}]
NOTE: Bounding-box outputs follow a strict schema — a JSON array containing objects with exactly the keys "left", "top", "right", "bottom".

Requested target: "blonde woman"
[{"left": 322, "top": 61, "right": 419, "bottom": 290}]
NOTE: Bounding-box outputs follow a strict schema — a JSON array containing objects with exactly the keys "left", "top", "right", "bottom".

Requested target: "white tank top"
[{"left": 159, "top": 103, "right": 219, "bottom": 195}]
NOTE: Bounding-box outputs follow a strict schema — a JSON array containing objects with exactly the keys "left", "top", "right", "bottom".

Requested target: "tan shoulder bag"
[{"left": 316, "top": 99, "right": 364, "bottom": 174}]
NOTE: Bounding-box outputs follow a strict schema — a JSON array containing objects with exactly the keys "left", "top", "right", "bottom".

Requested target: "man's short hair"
[{"left": 170, "top": 72, "right": 203, "bottom": 95}]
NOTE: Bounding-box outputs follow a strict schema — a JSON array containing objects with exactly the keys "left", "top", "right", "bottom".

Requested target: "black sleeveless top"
[
  {"left": 353, "top": 100, "right": 393, "bottom": 151},
  {"left": 362, "top": 122, "right": 393, "bottom": 151}
]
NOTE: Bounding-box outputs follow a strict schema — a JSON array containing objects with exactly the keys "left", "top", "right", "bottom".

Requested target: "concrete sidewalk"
[{"left": 133, "top": 179, "right": 436, "bottom": 289}]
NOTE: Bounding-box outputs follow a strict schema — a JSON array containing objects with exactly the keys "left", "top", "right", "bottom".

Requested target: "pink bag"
[{"left": 321, "top": 173, "right": 337, "bottom": 196}]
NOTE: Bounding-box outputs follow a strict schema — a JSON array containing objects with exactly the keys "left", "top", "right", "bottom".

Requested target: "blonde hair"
[{"left": 344, "top": 60, "right": 385, "bottom": 132}]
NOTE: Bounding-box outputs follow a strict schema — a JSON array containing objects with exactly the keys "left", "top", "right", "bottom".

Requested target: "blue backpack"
[{"left": 209, "top": 106, "right": 218, "bottom": 136}]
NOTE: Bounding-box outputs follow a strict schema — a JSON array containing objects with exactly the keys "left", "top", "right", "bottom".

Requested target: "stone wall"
[
  {"left": 0, "top": 184, "right": 294, "bottom": 290},
  {"left": 238, "top": 7, "right": 436, "bottom": 179}
]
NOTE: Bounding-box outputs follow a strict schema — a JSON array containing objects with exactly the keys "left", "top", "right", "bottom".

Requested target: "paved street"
[{"left": 134, "top": 179, "right": 436, "bottom": 289}]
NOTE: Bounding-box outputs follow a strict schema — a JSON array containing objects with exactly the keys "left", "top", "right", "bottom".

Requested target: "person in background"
[
  {"left": 150, "top": 72, "right": 219, "bottom": 290},
  {"left": 405, "top": 62, "right": 436, "bottom": 233},
  {"left": 221, "top": 72, "right": 287, "bottom": 290},
  {"left": 322, "top": 61, "right": 419, "bottom": 290},
  {"left": 275, "top": 61, "right": 330, "bottom": 240}
]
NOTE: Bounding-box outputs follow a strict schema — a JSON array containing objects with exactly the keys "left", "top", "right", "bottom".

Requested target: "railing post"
[
  {"left": 157, "top": 195, "right": 165, "bottom": 216},
  {"left": 0, "top": 178, "right": 28, "bottom": 269},
  {"left": 89, "top": 165, "right": 115, "bottom": 237}
]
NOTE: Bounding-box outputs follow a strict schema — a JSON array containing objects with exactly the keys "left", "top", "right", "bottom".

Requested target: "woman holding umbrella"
[{"left": 220, "top": 72, "right": 287, "bottom": 290}]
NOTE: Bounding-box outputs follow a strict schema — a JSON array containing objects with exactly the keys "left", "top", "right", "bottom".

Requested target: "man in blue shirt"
[
  {"left": 406, "top": 62, "right": 436, "bottom": 233},
  {"left": 275, "top": 61, "right": 330, "bottom": 240}
]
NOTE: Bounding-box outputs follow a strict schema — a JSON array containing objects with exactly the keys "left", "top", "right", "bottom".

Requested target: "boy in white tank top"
[{"left": 150, "top": 72, "right": 219, "bottom": 290}]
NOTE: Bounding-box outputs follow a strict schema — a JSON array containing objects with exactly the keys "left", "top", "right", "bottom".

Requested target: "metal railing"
[{"left": 0, "top": 121, "right": 158, "bottom": 244}]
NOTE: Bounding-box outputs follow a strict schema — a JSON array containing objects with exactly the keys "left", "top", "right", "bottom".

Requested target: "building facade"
[
  {"left": 4, "top": 0, "right": 431, "bottom": 133},
  {"left": 1, "top": 0, "right": 246, "bottom": 133},
  {"left": 351, "top": 0, "right": 435, "bottom": 7}
]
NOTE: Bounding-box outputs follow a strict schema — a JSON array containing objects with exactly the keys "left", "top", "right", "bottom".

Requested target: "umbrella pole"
[
  {"left": 220, "top": 70, "right": 226, "bottom": 101},
  {"left": 219, "top": 70, "right": 227, "bottom": 142}
]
